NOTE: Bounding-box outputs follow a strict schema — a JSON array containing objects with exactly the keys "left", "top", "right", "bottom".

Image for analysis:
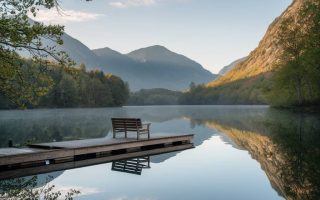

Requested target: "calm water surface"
[{"left": 0, "top": 106, "right": 319, "bottom": 200}]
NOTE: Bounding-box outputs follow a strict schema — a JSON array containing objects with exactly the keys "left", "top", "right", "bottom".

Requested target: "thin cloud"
[
  {"left": 109, "top": 0, "right": 156, "bottom": 8},
  {"left": 30, "top": 9, "right": 104, "bottom": 24}
]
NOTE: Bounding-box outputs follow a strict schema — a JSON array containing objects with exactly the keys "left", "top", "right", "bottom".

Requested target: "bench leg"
[
  {"left": 148, "top": 129, "right": 150, "bottom": 139},
  {"left": 125, "top": 130, "right": 127, "bottom": 138}
]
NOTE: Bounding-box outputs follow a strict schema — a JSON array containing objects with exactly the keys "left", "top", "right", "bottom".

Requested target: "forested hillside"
[
  {"left": 128, "top": 88, "right": 182, "bottom": 105},
  {"left": 0, "top": 60, "right": 129, "bottom": 109},
  {"left": 180, "top": 0, "right": 320, "bottom": 107}
]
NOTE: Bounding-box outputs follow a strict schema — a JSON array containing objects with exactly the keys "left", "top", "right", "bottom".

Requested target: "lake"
[{"left": 0, "top": 106, "right": 319, "bottom": 200}]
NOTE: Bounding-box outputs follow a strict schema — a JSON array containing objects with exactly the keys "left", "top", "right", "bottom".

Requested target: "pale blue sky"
[{"left": 35, "top": 0, "right": 292, "bottom": 73}]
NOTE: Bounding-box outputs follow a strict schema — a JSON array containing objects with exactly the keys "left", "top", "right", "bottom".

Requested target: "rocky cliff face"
[{"left": 208, "top": 0, "right": 305, "bottom": 87}]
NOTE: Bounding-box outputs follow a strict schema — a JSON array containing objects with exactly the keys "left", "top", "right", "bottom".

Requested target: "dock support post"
[{"left": 8, "top": 140, "right": 13, "bottom": 147}]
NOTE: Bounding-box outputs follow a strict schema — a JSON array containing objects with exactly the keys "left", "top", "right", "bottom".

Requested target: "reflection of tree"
[
  {"left": 201, "top": 108, "right": 320, "bottom": 200},
  {"left": 265, "top": 112, "right": 320, "bottom": 200},
  {"left": 0, "top": 108, "right": 127, "bottom": 147},
  {"left": 0, "top": 176, "right": 80, "bottom": 200}
]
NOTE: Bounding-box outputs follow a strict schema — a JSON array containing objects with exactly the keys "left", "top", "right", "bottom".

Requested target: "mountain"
[
  {"left": 57, "top": 34, "right": 102, "bottom": 68},
  {"left": 91, "top": 45, "right": 216, "bottom": 91},
  {"left": 127, "top": 45, "right": 206, "bottom": 71},
  {"left": 34, "top": 31, "right": 216, "bottom": 91},
  {"left": 92, "top": 47, "right": 133, "bottom": 68},
  {"left": 179, "top": 0, "right": 318, "bottom": 105},
  {"left": 218, "top": 57, "right": 247, "bottom": 75},
  {"left": 23, "top": 19, "right": 102, "bottom": 69},
  {"left": 194, "top": 0, "right": 314, "bottom": 104},
  {"left": 122, "top": 45, "right": 217, "bottom": 90},
  {"left": 209, "top": 0, "right": 304, "bottom": 88}
]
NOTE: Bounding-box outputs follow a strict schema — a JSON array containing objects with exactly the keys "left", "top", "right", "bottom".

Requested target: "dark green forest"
[
  {"left": 0, "top": 0, "right": 131, "bottom": 110},
  {"left": 0, "top": 61, "right": 129, "bottom": 109},
  {"left": 267, "top": 0, "right": 320, "bottom": 107},
  {"left": 178, "top": 80, "right": 268, "bottom": 105},
  {"left": 128, "top": 88, "right": 182, "bottom": 105}
]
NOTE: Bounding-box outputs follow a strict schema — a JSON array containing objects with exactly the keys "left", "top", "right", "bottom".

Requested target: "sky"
[{"left": 33, "top": 0, "right": 292, "bottom": 74}]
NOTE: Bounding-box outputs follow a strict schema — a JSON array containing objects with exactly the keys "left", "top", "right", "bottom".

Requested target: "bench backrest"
[{"left": 111, "top": 118, "right": 142, "bottom": 131}]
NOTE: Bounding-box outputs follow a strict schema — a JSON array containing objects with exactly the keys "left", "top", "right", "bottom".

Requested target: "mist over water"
[{"left": 0, "top": 106, "right": 319, "bottom": 200}]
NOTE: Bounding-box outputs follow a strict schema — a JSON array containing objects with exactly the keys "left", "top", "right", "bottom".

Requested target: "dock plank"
[
  {"left": 0, "top": 133, "right": 194, "bottom": 167},
  {"left": 0, "top": 148, "right": 37, "bottom": 156},
  {"left": 0, "top": 143, "right": 194, "bottom": 180},
  {"left": 29, "top": 133, "right": 192, "bottom": 149}
]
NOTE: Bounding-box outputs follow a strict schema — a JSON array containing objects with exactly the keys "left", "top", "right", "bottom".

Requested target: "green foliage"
[
  {"left": 267, "top": 0, "right": 320, "bottom": 107},
  {"left": 0, "top": 0, "right": 70, "bottom": 108},
  {"left": 106, "top": 74, "right": 129, "bottom": 106},
  {"left": 128, "top": 88, "right": 182, "bottom": 105},
  {"left": 0, "top": 58, "right": 53, "bottom": 108},
  {"left": 179, "top": 78, "right": 269, "bottom": 105},
  {"left": 0, "top": 62, "right": 129, "bottom": 109},
  {"left": 0, "top": 176, "right": 80, "bottom": 200}
]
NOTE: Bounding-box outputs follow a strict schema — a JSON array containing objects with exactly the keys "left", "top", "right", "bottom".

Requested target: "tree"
[
  {"left": 268, "top": 0, "right": 320, "bottom": 107},
  {"left": 0, "top": 0, "right": 93, "bottom": 108},
  {"left": 106, "top": 74, "right": 129, "bottom": 106},
  {"left": 0, "top": 0, "right": 129, "bottom": 109},
  {"left": 56, "top": 73, "right": 78, "bottom": 107},
  {"left": 0, "top": 0, "right": 65, "bottom": 107}
]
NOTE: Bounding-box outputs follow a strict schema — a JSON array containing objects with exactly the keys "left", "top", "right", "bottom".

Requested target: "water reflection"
[
  {"left": 112, "top": 156, "right": 151, "bottom": 175},
  {"left": 0, "top": 173, "right": 80, "bottom": 199},
  {"left": 194, "top": 108, "right": 320, "bottom": 200},
  {"left": 0, "top": 106, "right": 319, "bottom": 200}
]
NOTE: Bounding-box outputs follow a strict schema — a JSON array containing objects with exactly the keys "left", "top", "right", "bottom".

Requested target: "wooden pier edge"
[
  {"left": 0, "top": 134, "right": 194, "bottom": 179},
  {"left": 1, "top": 134, "right": 193, "bottom": 166},
  {"left": 0, "top": 143, "right": 193, "bottom": 180}
]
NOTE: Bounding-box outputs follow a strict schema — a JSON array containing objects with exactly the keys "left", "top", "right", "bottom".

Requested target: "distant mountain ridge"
[
  {"left": 92, "top": 45, "right": 217, "bottom": 91},
  {"left": 218, "top": 57, "right": 247, "bottom": 75},
  {"left": 32, "top": 29, "right": 217, "bottom": 91}
]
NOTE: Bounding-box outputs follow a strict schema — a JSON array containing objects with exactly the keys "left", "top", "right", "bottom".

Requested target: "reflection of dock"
[
  {"left": 0, "top": 134, "right": 193, "bottom": 180},
  {"left": 112, "top": 156, "right": 150, "bottom": 175}
]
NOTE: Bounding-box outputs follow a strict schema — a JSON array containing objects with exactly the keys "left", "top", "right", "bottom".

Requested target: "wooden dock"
[{"left": 0, "top": 133, "right": 194, "bottom": 180}]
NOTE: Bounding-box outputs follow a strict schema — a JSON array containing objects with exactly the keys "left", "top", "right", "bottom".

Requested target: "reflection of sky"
[
  {"left": 50, "top": 136, "right": 283, "bottom": 200},
  {"left": 0, "top": 106, "right": 290, "bottom": 199}
]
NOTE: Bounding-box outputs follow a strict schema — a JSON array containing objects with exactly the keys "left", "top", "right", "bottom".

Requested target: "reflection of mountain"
[
  {"left": 1, "top": 106, "right": 319, "bottom": 200},
  {"left": 204, "top": 110, "right": 320, "bottom": 200},
  {"left": 35, "top": 171, "right": 64, "bottom": 187},
  {"left": 210, "top": 123, "right": 288, "bottom": 197}
]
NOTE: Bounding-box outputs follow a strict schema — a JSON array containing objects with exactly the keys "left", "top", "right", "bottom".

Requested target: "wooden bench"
[{"left": 111, "top": 118, "right": 151, "bottom": 140}]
